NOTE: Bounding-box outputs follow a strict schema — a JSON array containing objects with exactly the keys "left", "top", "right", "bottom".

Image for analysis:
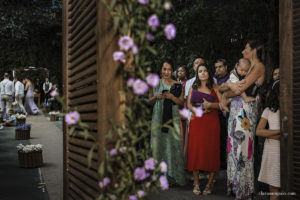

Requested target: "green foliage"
[
  {"left": 0, "top": 0, "right": 62, "bottom": 85},
  {"left": 149, "top": 0, "right": 278, "bottom": 77}
]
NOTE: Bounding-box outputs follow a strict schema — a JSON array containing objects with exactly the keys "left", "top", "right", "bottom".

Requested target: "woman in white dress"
[{"left": 256, "top": 80, "right": 280, "bottom": 200}]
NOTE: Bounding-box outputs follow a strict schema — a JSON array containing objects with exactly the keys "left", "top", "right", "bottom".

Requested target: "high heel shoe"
[
  {"left": 203, "top": 183, "right": 213, "bottom": 195},
  {"left": 193, "top": 184, "right": 201, "bottom": 195}
]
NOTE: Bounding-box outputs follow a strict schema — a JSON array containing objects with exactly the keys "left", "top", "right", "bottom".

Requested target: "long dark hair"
[
  {"left": 266, "top": 80, "right": 280, "bottom": 112},
  {"left": 176, "top": 65, "right": 189, "bottom": 80},
  {"left": 192, "top": 63, "right": 214, "bottom": 90},
  {"left": 247, "top": 40, "right": 265, "bottom": 63}
]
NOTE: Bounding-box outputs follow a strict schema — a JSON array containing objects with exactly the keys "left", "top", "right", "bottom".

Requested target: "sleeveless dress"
[
  {"left": 187, "top": 89, "right": 220, "bottom": 172},
  {"left": 25, "top": 84, "right": 39, "bottom": 115},
  {"left": 227, "top": 81, "right": 261, "bottom": 199},
  {"left": 151, "top": 80, "right": 186, "bottom": 185}
]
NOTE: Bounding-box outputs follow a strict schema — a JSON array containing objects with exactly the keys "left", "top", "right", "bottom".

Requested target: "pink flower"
[
  {"left": 50, "top": 90, "right": 58, "bottom": 97},
  {"left": 118, "top": 36, "right": 134, "bottom": 51},
  {"left": 248, "top": 137, "right": 253, "bottom": 159},
  {"left": 65, "top": 111, "right": 80, "bottom": 125},
  {"left": 144, "top": 157, "right": 155, "bottom": 170},
  {"left": 98, "top": 177, "right": 110, "bottom": 188},
  {"left": 133, "top": 79, "right": 149, "bottom": 95},
  {"left": 164, "top": 24, "right": 176, "bottom": 40},
  {"left": 134, "top": 167, "right": 147, "bottom": 181},
  {"left": 159, "top": 176, "right": 169, "bottom": 190},
  {"left": 127, "top": 78, "right": 135, "bottom": 87},
  {"left": 148, "top": 14, "right": 160, "bottom": 29},
  {"left": 138, "top": 0, "right": 148, "bottom": 5},
  {"left": 179, "top": 108, "right": 190, "bottom": 119},
  {"left": 164, "top": 2, "right": 172, "bottom": 10},
  {"left": 146, "top": 33, "right": 155, "bottom": 41},
  {"left": 132, "top": 45, "right": 139, "bottom": 55},
  {"left": 159, "top": 161, "right": 167, "bottom": 173},
  {"left": 110, "top": 148, "right": 117, "bottom": 156},
  {"left": 113, "top": 51, "right": 125, "bottom": 61},
  {"left": 192, "top": 107, "right": 203, "bottom": 117},
  {"left": 146, "top": 73, "right": 159, "bottom": 87},
  {"left": 137, "top": 190, "right": 145, "bottom": 198}
]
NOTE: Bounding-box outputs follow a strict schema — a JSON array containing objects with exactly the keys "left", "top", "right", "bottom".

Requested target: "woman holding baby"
[{"left": 221, "top": 40, "right": 266, "bottom": 199}]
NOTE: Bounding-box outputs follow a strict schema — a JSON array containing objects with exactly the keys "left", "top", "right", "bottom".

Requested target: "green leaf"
[
  {"left": 98, "top": 161, "right": 105, "bottom": 176},
  {"left": 87, "top": 145, "right": 96, "bottom": 168}
]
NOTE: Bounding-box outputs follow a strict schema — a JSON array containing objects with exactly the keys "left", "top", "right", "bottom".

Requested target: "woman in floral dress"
[{"left": 221, "top": 40, "right": 265, "bottom": 199}]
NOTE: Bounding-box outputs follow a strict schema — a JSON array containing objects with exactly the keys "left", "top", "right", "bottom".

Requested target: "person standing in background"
[
  {"left": 0, "top": 73, "right": 15, "bottom": 116},
  {"left": 14, "top": 76, "right": 27, "bottom": 115},
  {"left": 43, "top": 77, "right": 52, "bottom": 106}
]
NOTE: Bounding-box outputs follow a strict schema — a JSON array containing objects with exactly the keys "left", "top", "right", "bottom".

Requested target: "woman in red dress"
[{"left": 187, "top": 63, "right": 222, "bottom": 195}]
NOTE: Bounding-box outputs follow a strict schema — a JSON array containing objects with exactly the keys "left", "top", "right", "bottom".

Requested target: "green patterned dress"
[{"left": 151, "top": 80, "right": 186, "bottom": 185}]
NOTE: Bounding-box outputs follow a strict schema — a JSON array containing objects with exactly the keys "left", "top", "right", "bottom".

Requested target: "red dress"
[{"left": 187, "top": 89, "right": 220, "bottom": 172}]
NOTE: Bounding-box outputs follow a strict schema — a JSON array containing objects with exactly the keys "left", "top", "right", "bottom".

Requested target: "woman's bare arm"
[{"left": 256, "top": 117, "right": 280, "bottom": 137}]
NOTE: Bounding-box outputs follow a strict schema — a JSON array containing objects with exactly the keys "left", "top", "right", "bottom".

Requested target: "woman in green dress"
[{"left": 149, "top": 61, "right": 186, "bottom": 186}]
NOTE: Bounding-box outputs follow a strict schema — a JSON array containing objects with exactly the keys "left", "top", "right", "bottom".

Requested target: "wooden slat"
[
  {"left": 69, "top": 84, "right": 97, "bottom": 99},
  {"left": 69, "top": 55, "right": 96, "bottom": 77},
  {"left": 68, "top": 189, "right": 81, "bottom": 200},
  {"left": 69, "top": 159, "right": 98, "bottom": 178},
  {"left": 68, "top": 45, "right": 97, "bottom": 70},
  {"left": 68, "top": 150, "right": 98, "bottom": 169},
  {"left": 69, "top": 74, "right": 97, "bottom": 90},
  {"left": 69, "top": 17, "right": 96, "bottom": 49},
  {"left": 69, "top": 26, "right": 96, "bottom": 55},
  {"left": 69, "top": 179, "right": 95, "bottom": 200},
  {"left": 69, "top": 0, "right": 91, "bottom": 22},
  {"left": 69, "top": 166, "right": 99, "bottom": 190},
  {"left": 68, "top": 0, "right": 80, "bottom": 13},
  {"left": 69, "top": 175, "right": 98, "bottom": 198},
  {"left": 69, "top": 137, "right": 98, "bottom": 150},
  {"left": 69, "top": 143, "right": 98, "bottom": 160},
  {"left": 75, "top": 103, "right": 97, "bottom": 113},
  {"left": 78, "top": 112, "right": 97, "bottom": 121},
  {"left": 69, "top": 36, "right": 96, "bottom": 61},
  {"left": 69, "top": 1, "right": 96, "bottom": 35},
  {"left": 69, "top": 64, "right": 97, "bottom": 84},
  {"left": 68, "top": 93, "right": 97, "bottom": 106}
]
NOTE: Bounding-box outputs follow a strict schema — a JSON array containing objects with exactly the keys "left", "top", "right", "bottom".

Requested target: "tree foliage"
[
  {"left": 0, "top": 0, "right": 62, "bottom": 84},
  {"left": 150, "top": 0, "right": 278, "bottom": 78}
]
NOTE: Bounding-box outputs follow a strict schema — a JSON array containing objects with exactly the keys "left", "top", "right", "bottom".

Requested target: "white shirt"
[
  {"left": 43, "top": 82, "right": 52, "bottom": 92},
  {"left": 15, "top": 81, "right": 24, "bottom": 95},
  {"left": 0, "top": 78, "right": 15, "bottom": 96},
  {"left": 184, "top": 77, "right": 196, "bottom": 99}
]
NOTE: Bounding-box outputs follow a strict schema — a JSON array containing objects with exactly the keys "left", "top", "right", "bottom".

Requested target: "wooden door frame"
[{"left": 279, "top": 0, "right": 294, "bottom": 193}]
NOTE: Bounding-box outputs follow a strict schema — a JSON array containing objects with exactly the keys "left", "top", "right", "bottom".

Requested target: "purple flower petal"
[
  {"left": 138, "top": 0, "right": 148, "bottom": 5},
  {"left": 110, "top": 148, "right": 117, "bottom": 156},
  {"left": 118, "top": 36, "right": 134, "bottom": 51},
  {"left": 148, "top": 14, "right": 160, "bottom": 29},
  {"left": 65, "top": 111, "right": 80, "bottom": 125},
  {"left": 133, "top": 79, "right": 149, "bottom": 95},
  {"left": 137, "top": 190, "right": 145, "bottom": 198},
  {"left": 144, "top": 157, "right": 155, "bottom": 170},
  {"left": 103, "top": 177, "right": 110, "bottom": 186},
  {"left": 164, "top": 24, "right": 176, "bottom": 40},
  {"left": 159, "top": 176, "right": 169, "bottom": 190},
  {"left": 134, "top": 167, "right": 147, "bottom": 181},
  {"left": 179, "top": 108, "right": 190, "bottom": 119},
  {"left": 113, "top": 51, "right": 125, "bottom": 61},
  {"left": 132, "top": 45, "right": 139, "bottom": 55},
  {"left": 146, "top": 33, "right": 155, "bottom": 41},
  {"left": 127, "top": 78, "right": 135, "bottom": 87},
  {"left": 159, "top": 161, "right": 167, "bottom": 173},
  {"left": 192, "top": 107, "right": 203, "bottom": 117},
  {"left": 129, "top": 195, "right": 137, "bottom": 200},
  {"left": 146, "top": 73, "right": 160, "bottom": 87},
  {"left": 164, "top": 2, "right": 172, "bottom": 10}
]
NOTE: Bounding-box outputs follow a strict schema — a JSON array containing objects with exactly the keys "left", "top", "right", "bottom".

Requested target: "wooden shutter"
[
  {"left": 280, "top": 0, "right": 300, "bottom": 199},
  {"left": 63, "top": 0, "right": 121, "bottom": 199}
]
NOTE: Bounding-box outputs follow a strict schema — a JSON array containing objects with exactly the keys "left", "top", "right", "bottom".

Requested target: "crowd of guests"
[
  {"left": 149, "top": 40, "right": 281, "bottom": 200},
  {"left": 0, "top": 74, "right": 60, "bottom": 124}
]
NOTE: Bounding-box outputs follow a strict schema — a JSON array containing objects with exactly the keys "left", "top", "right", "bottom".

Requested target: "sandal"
[
  {"left": 193, "top": 184, "right": 201, "bottom": 195},
  {"left": 203, "top": 183, "right": 213, "bottom": 195}
]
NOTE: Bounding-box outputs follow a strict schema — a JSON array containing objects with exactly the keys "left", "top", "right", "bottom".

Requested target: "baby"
[{"left": 219, "top": 58, "right": 255, "bottom": 112}]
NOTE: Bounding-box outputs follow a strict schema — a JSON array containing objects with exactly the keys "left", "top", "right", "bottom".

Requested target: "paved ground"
[
  {"left": 1, "top": 111, "right": 272, "bottom": 200},
  {"left": 0, "top": 110, "right": 63, "bottom": 200}
]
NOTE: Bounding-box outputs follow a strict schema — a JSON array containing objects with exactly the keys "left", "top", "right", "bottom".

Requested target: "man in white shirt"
[
  {"left": 184, "top": 57, "right": 206, "bottom": 99},
  {"left": 14, "top": 76, "right": 27, "bottom": 115},
  {"left": 0, "top": 73, "right": 15, "bottom": 115},
  {"left": 43, "top": 77, "right": 52, "bottom": 106}
]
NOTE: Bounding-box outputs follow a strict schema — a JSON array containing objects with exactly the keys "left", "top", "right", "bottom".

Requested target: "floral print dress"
[{"left": 227, "top": 95, "right": 259, "bottom": 199}]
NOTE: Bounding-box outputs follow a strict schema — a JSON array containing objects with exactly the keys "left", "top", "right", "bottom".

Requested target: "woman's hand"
[
  {"left": 163, "top": 92, "right": 174, "bottom": 100},
  {"left": 229, "top": 82, "right": 241, "bottom": 95},
  {"left": 203, "top": 98, "right": 211, "bottom": 110},
  {"left": 155, "top": 93, "right": 163, "bottom": 100}
]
